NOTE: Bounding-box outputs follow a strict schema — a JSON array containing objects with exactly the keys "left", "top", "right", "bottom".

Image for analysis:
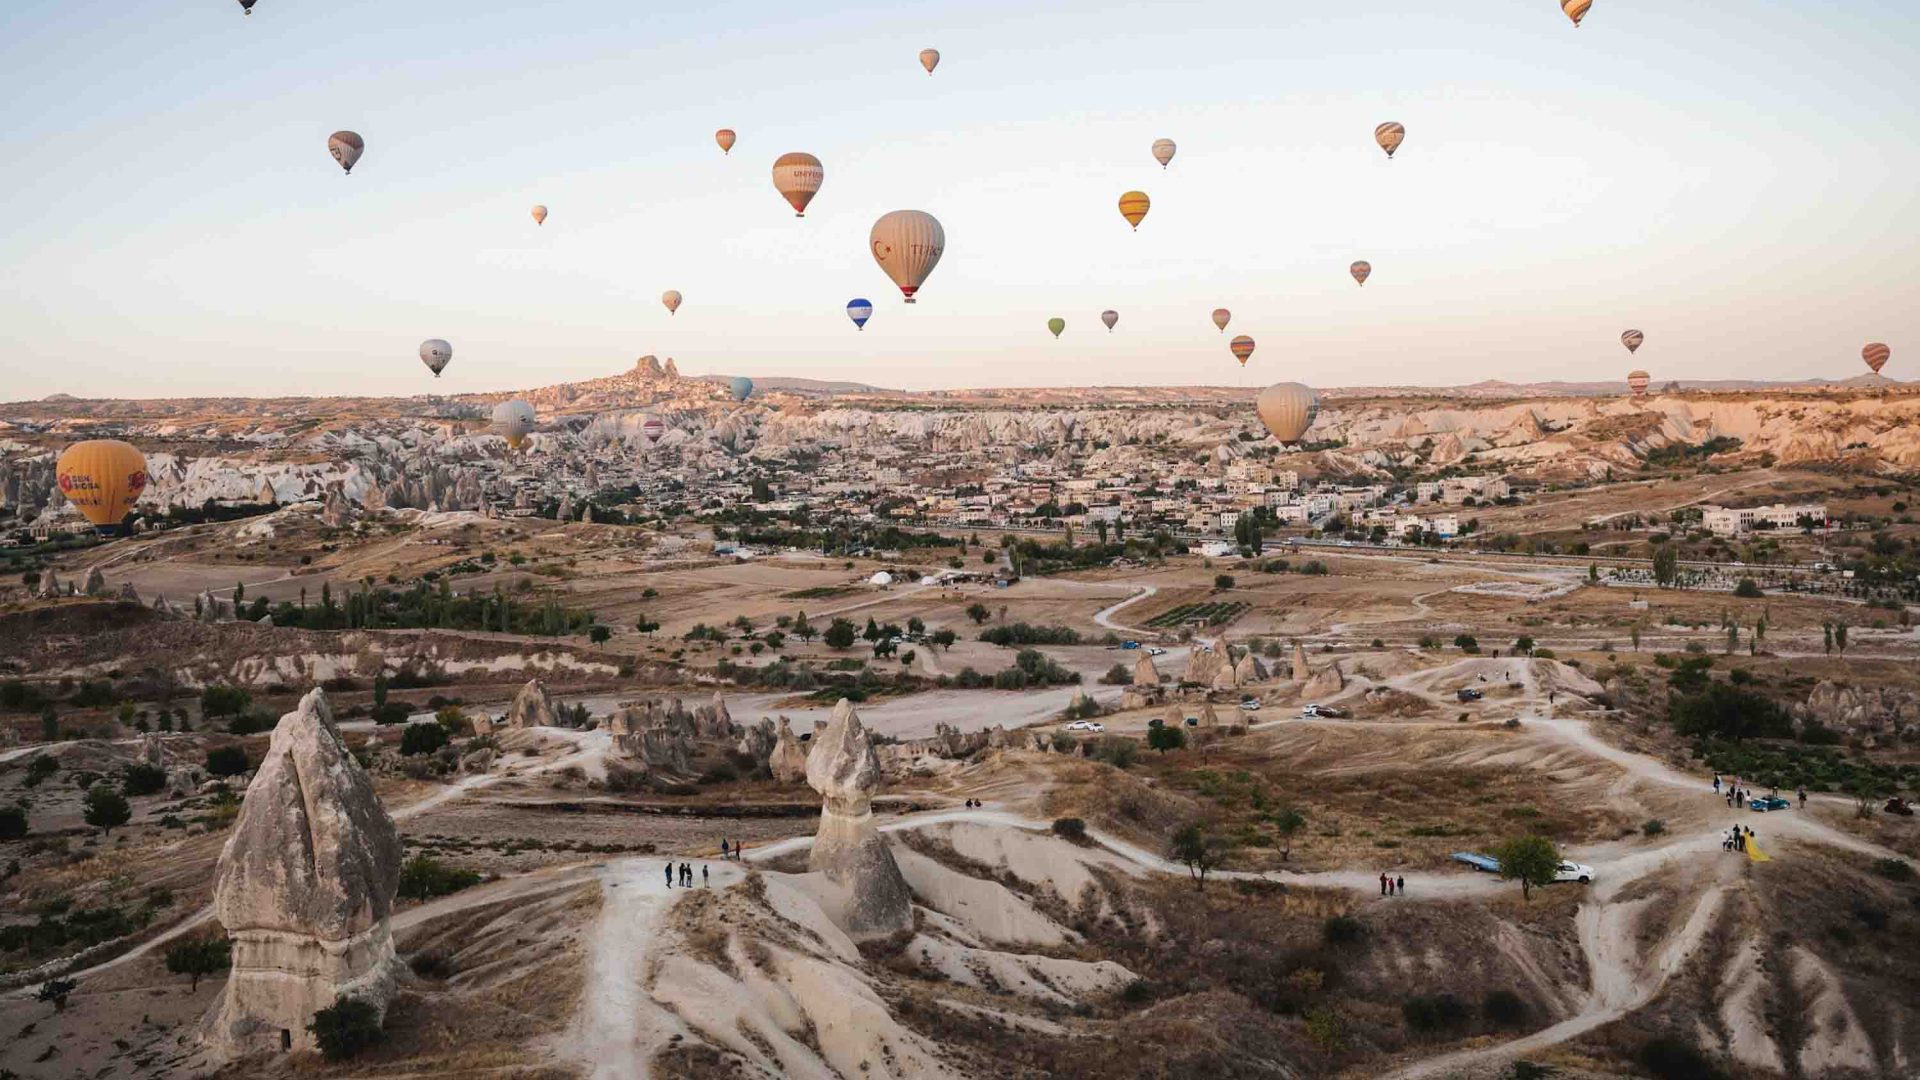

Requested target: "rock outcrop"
[
  {"left": 768, "top": 717, "right": 810, "bottom": 783},
  {"left": 1182, "top": 646, "right": 1230, "bottom": 687},
  {"left": 505, "top": 678, "right": 557, "bottom": 728},
  {"left": 805, "top": 699, "right": 913, "bottom": 939},
  {"left": 83, "top": 566, "right": 107, "bottom": 597},
  {"left": 1302, "top": 661, "right": 1346, "bottom": 700},
  {"left": 1233, "top": 651, "right": 1268, "bottom": 684},
  {"left": 1797, "top": 681, "right": 1920, "bottom": 745},
  {"left": 206, "top": 689, "right": 402, "bottom": 1057},
  {"left": 1291, "top": 641, "right": 1310, "bottom": 682},
  {"left": 1132, "top": 654, "right": 1161, "bottom": 687}
]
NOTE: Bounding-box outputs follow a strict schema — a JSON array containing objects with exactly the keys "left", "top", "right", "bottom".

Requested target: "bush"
[
  {"left": 992, "top": 667, "right": 1029, "bottom": 691},
  {"left": 1482, "top": 988, "right": 1529, "bottom": 1027},
  {"left": 978, "top": 623, "right": 1081, "bottom": 647},
  {"left": 1051, "top": 817, "right": 1088, "bottom": 842},
  {"left": 1322, "top": 914, "right": 1365, "bottom": 945},
  {"left": 84, "top": 784, "right": 132, "bottom": 835},
  {"left": 1402, "top": 993, "right": 1470, "bottom": 1033},
  {"left": 1454, "top": 634, "right": 1480, "bottom": 653},
  {"left": 199, "top": 684, "right": 251, "bottom": 718},
  {"left": 1733, "top": 578, "right": 1763, "bottom": 598},
  {"left": 1100, "top": 663, "right": 1132, "bottom": 686},
  {"left": 1092, "top": 737, "right": 1138, "bottom": 768},
  {"left": 1641, "top": 818, "right": 1667, "bottom": 837},
  {"left": 308, "top": 996, "right": 383, "bottom": 1061},
  {"left": 0, "top": 803, "right": 27, "bottom": 840},
  {"left": 1146, "top": 725, "right": 1186, "bottom": 753},
  {"left": 1214, "top": 574, "right": 1235, "bottom": 590},
  {"left": 205, "top": 745, "right": 250, "bottom": 777},
  {"left": 1873, "top": 858, "right": 1916, "bottom": 882},
  {"left": 399, "top": 723, "right": 449, "bottom": 757},
  {"left": 122, "top": 763, "right": 168, "bottom": 797},
  {"left": 164, "top": 935, "right": 232, "bottom": 990},
  {"left": 1638, "top": 1034, "right": 1727, "bottom": 1080},
  {"left": 396, "top": 856, "right": 482, "bottom": 901}
]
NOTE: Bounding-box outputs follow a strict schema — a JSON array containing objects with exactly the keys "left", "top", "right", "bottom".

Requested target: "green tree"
[
  {"left": 1146, "top": 725, "right": 1186, "bottom": 753},
  {"left": 823, "top": 618, "right": 858, "bottom": 650},
  {"left": 966, "top": 602, "right": 992, "bottom": 625},
  {"left": 1651, "top": 544, "right": 1679, "bottom": 588},
  {"left": 1214, "top": 573, "right": 1236, "bottom": 590},
  {"left": 1169, "top": 823, "right": 1224, "bottom": 891},
  {"left": 400, "top": 723, "right": 449, "bottom": 756},
  {"left": 792, "top": 611, "right": 815, "bottom": 641},
  {"left": 1272, "top": 806, "right": 1307, "bottom": 862},
  {"left": 1834, "top": 622, "right": 1849, "bottom": 654},
  {"left": 164, "top": 935, "right": 232, "bottom": 991},
  {"left": 0, "top": 802, "right": 27, "bottom": 840},
  {"left": 1823, "top": 622, "right": 1834, "bottom": 654},
  {"left": 308, "top": 996, "right": 384, "bottom": 1060},
  {"left": 1491, "top": 834, "right": 1561, "bottom": 901},
  {"left": 1733, "top": 578, "right": 1763, "bottom": 598},
  {"left": 863, "top": 617, "right": 881, "bottom": 642},
  {"left": 36, "top": 977, "right": 77, "bottom": 1012},
  {"left": 1669, "top": 682, "right": 1792, "bottom": 742},
  {"left": 930, "top": 628, "right": 957, "bottom": 651},
  {"left": 635, "top": 615, "right": 660, "bottom": 637},
  {"left": 205, "top": 745, "right": 250, "bottom": 777},
  {"left": 200, "top": 683, "right": 251, "bottom": 719},
  {"left": 907, "top": 616, "right": 926, "bottom": 636},
  {"left": 122, "top": 763, "right": 167, "bottom": 797},
  {"left": 1513, "top": 636, "right": 1535, "bottom": 655},
  {"left": 84, "top": 784, "right": 131, "bottom": 836},
  {"left": 588, "top": 624, "right": 612, "bottom": 644},
  {"left": 1588, "top": 564, "right": 1600, "bottom": 584}
]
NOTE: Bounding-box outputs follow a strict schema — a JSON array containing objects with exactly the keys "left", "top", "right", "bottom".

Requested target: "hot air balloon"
[
  {"left": 1350, "top": 261, "right": 1372, "bottom": 286},
  {"left": 1621, "top": 329, "right": 1644, "bottom": 355},
  {"left": 1230, "top": 335, "right": 1256, "bottom": 366},
  {"left": 531, "top": 204, "right": 548, "bottom": 226},
  {"left": 642, "top": 415, "right": 665, "bottom": 444},
  {"left": 919, "top": 48, "right": 940, "bottom": 75},
  {"left": 772, "top": 152, "right": 824, "bottom": 217},
  {"left": 715, "top": 128, "right": 736, "bottom": 155},
  {"left": 238, "top": 0, "right": 258, "bottom": 14},
  {"left": 1048, "top": 318, "right": 1066, "bottom": 339},
  {"left": 419, "top": 339, "right": 452, "bottom": 378},
  {"left": 1562, "top": 0, "right": 1592, "bottom": 27},
  {"left": 56, "top": 440, "right": 148, "bottom": 534},
  {"left": 1256, "top": 383, "right": 1320, "bottom": 444},
  {"left": 1864, "top": 343, "right": 1891, "bottom": 374},
  {"left": 870, "top": 210, "right": 945, "bottom": 303},
  {"left": 1375, "top": 122, "right": 1405, "bottom": 160},
  {"left": 662, "top": 290, "right": 682, "bottom": 316},
  {"left": 846, "top": 298, "right": 873, "bottom": 331},
  {"left": 327, "top": 131, "right": 364, "bottom": 175},
  {"left": 729, "top": 376, "right": 754, "bottom": 402},
  {"left": 1118, "top": 191, "right": 1151, "bottom": 231},
  {"left": 1101, "top": 310, "right": 1119, "bottom": 332},
  {"left": 1152, "top": 139, "right": 1177, "bottom": 168},
  {"left": 1627, "top": 370, "right": 1651, "bottom": 396},
  {"left": 492, "top": 400, "right": 536, "bottom": 450},
  {"left": 1212, "top": 308, "right": 1232, "bottom": 334}
]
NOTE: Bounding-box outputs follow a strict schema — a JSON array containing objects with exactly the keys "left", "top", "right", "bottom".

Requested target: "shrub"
[
  {"left": 35, "top": 977, "right": 78, "bottom": 1011},
  {"left": 1214, "top": 574, "right": 1235, "bottom": 590},
  {"left": 1402, "top": 993, "right": 1470, "bottom": 1033},
  {"left": 397, "top": 856, "right": 482, "bottom": 901},
  {"left": 1641, "top": 818, "right": 1667, "bottom": 837},
  {"left": 1100, "top": 663, "right": 1132, "bottom": 685},
  {"left": 1733, "top": 578, "right": 1763, "bottom": 598},
  {"left": 204, "top": 746, "right": 250, "bottom": 777},
  {"left": 308, "top": 996, "right": 383, "bottom": 1061},
  {"left": 84, "top": 784, "right": 132, "bottom": 835},
  {"left": 199, "top": 684, "right": 251, "bottom": 718},
  {"left": 1454, "top": 634, "right": 1480, "bottom": 653},
  {"left": 1873, "top": 858, "right": 1915, "bottom": 882},
  {"left": 1092, "top": 737, "right": 1138, "bottom": 768},
  {"left": 164, "top": 935, "right": 232, "bottom": 991},
  {"left": 399, "top": 723, "right": 449, "bottom": 757},
  {"left": 1322, "top": 915, "right": 1365, "bottom": 945},
  {"left": 122, "top": 763, "right": 168, "bottom": 797},
  {"left": 1483, "top": 988, "right": 1529, "bottom": 1027},
  {"left": 1051, "top": 817, "right": 1088, "bottom": 842},
  {"left": 1638, "top": 1034, "right": 1726, "bottom": 1080},
  {"left": 1146, "top": 725, "right": 1186, "bottom": 753},
  {"left": 0, "top": 803, "right": 28, "bottom": 840}
]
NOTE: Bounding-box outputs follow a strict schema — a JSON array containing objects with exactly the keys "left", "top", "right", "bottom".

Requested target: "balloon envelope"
[
  {"left": 919, "top": 48, "right": 940, "bottom": 74},
  {"left": 1230, "top": 335, "right": 1256, "bottom": 365},
  {"left": 531, "top": 204, "right": 547, "bottom": 226},
  {"left": 846, "top": 298, "right": 873, "bottom": 330},
  {"left": 1350, "top": 261, "right": 1372, "bottom": 286},
  {"left": 1375, "top": 122, "right": 1404, "bottom": 159},
  {"left": 1152, "top": 138, "right": 1177, "bottom": 168},
  {"left": 1627, "top": 370, "right": 1651, "bottom": 395},
  {"left": 238, "top": 0, "right": 257, "bottom": 13},
  {"left": 772, "top": 152, "right": 824, "bottom": 217},
  {"left": 1562, "top": 0, "right": 1591, "bottom": 26},
  {"left": 492, "top": 400, "right": 536, "bottom": 450},
  {"left": 1101, "top": 310, "right": 1119, "bottom": 332},
  {"left": 715, "top": 128, "right": 736, "bottom": 154},
  {"left": 870, "top": 210, "right": 945, "bottom": 303},
  {"left": 1256, "top": 383, "right": 1320, "bottom": 443},
  {"left": 1622, "top": 330, "right": 1645, "bottom": 354},
  {"left": 662, "top": 290, "right": 682, "bottom": 315},
  {"left": 1048, "top": 318, "right": 1066, "bottom": 339},
  {"left": 642, "top": 415, "right": 665, "bottom": 444},
  {"left": 729, "top": 376, "right": 754, "bottom": 402},
  {"left": 56, "top": 440, "right": 148, "bottom": 532},
  {"left": 1863, "top": 343, "right": 1890, "bottom": 374},
  {"left": 327, "top": 131, "right": 364, "bottom": 174},
  {"left": 1118, "top": 191, "right": 1151, "bottom": 230},
  {"left": 419, "top": 339, "right": 452, "bottom": 377},
  {"left": 1212, "top": 308, "right": 1232, "bottom": 333}
]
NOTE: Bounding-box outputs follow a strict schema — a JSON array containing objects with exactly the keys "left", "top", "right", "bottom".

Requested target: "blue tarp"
[{"left": 1451, "top": 852, "right": 1500, "bottom": 873}]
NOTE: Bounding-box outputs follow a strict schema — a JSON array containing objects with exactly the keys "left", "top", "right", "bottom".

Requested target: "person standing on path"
[
  {"left": 1713, "top": 774, "right": 1721, "bottom": 793},
  {"left": 1396, "top": 875, "right": 1405, "bottom": 896},
  {"left": 1380, "top": 872, "right": 1390, "bottom": 896},
  {"left": 702, "top": 864, "right": 709, "bottom": 887},
  {"left": 665, "top": 862, "right": 674, "bottom": 889},
  {"left": 721, "top": 838, "right": 730, "bottom": 860},
  {"left": 1797, "top": 787, "right": 1807, "bottom": 810}
]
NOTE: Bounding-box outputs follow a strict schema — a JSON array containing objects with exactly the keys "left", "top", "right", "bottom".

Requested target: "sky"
[{"left": 1, "top": 0, "right": 1916, "bottom": 399}]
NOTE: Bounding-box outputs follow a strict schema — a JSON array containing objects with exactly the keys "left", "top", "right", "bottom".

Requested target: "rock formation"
[
  {"left": 505, "top": 678, "right": 557, "bottom": 728},
  {"left": 736, "top": 717, "right": 776, "bottom": 762},
  {"left": 1797, "top": 681, "right": 1919, "bottom": 745},
  {"left": 768, "top": 717, "right": 810, "bottom": 783},
  {"left": 117, "top": 581, "right": 142, "bottom": 605},
  {"left": 1182, "top": 646, "right": 1231, "bottom": 687},
  {"left": 1233, "top": 651, "right": 1268, "bottom": 684},
  {"left": 1302, "top": 661, "right": 1345, "bottom": 700},
  {"left": 1291, "top": 640, "right": 1310, "bottom": 682},
  {"left": 83, "top": 566, "right": 107, "bottom": 597},
  {"left": 207, "top": 690, "right": 402, "bottom": 1057},
  {"left": 37, "top": 569, "right": 61, "bottom": 598},
  {"left": 805, "top": 699, "right": 913, "bottom": 939},
  {"left": 1132, "top": 654, "right": 1161, "bottom": 687}
]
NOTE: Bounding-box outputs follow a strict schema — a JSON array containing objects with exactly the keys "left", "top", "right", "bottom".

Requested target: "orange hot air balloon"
[
  {"left": 1622, "top": 329, "right": 1644, "bottom": 354},
  {"left": 1118, "top": 190, "right": 1151, "bottom": 231},
  {"left": 56, "top": 440, "right": 149, "bottom": 533},
  {"left": 1375, "top": 122, "right": 1405, "bottom": 159},
  {"left": 772, "top": 152, "right": 824, "bottom": 217},
  {"left": 1562, "top": 0, "right": 1592, "bottom": 27},
  {"left": 919, "top": 48, "right": 940, "bottom": 75},
  {"left": 1350, "top": 261, "right": 1372, "bottom": 286},
  {"left": 531, "top": 204, "right": 547, "bottom": 226},
  {"left": 715, "top": 128, "right": 736, "bottom": 155},
  {"left": 1863, "top": 343, "right": 1890, "bottom": 374},
  {"left": 1230, "top": 335, "right": 1256, "bottom": 366},
  {"left": 1627, "top": 370, "right": 1650, "bottom": 396}
]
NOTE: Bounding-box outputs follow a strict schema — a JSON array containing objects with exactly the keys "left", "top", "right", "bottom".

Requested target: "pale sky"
[{"left": 1, "top": 0, "right": 1915, "bottom": 399}]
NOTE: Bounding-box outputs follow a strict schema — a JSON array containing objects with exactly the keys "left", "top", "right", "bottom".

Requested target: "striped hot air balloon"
[
  {"left": 1375, "top": 122, "right": 1405, "bottom": 159},
  {"left": 1627, "top": 370, "right": 1651, "bottom": 396},
  {"left": 1212, "top": 308, "right": 1231, "bottom": 333},
  {"left": 1256, "top": 383, "right": 1320, "bottom": 444},
  {"left": 846, "top": 298, "right": 873, "bottom": 330},
  {"left": 56, "top": 440, "right": 148, "bottom": 534},
  {"left": 772, "top": 152, "right": 824, "bottom": 217},
  {"left": 1102, "top": 310, "right": 1119, "bottom": 332},
  {"left": 642, "top": 415, "right": 665, "bottom": 444},
  {"left": 1622, "top": 329, "right": 1645, "bottom": 354},
  {"left": 1350, "top": 261, "right": 1372, "bottom": 286},
  {"left": 1230, "top": 335, "right": 1256, "bottom": 366},
  {"left": 1863, "top": 343, "right": 1891, "bottom": 374},
  {"left": 715, "top": 128, "right": 736, "bottom": 155},
  {"left": 1152, "top": 139, "right": 1177, "bottom": 168},
  {"left": 1562, "top": 0, "right": 1592, "bottom": 27},
  {"left": 1118, "top": 191, "right": 1151, "bottom": 230}
]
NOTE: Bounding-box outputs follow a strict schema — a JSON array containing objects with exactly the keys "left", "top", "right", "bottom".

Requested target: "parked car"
[
  {"left": 1147, "top": 647, "right": 1166, "bottom": 657},
  {"left": 1121, "top": 641, "right": 1141, "bottom": 650},
  {"left": 1552, "top": 861, "right": 1596, "bottom": 885},
  {"left": 1301, "top": 703, "right": 1326, "bottom": 718},
  {"left": 1456, "top": 688, "right": 1484, "bottom": 702},
  {"left": 1238, "top": 699, "right": 1260, "bottom": 711},
  {"left": 1066, "top": 720, "right": 1105, "bottom": 733},
  {"left": 1883, "top": 796, "right": 1913, "bottom": 817},
  {"left": 1184, "top": 716, "right": 1199, "bottom": 726},
  {"left": 1750, "top": 795, "right": 1791, "bottom": 812},
  {"left": 1147, "top": 717, "right": 1165, "bottom": 728}
]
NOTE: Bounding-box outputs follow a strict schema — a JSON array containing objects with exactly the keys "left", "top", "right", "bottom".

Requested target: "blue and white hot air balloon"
[
  {"left": 729, "top": 376, "right": 754, "bottom": 402},
  {"left": 846, "top": 298, "right": 873, "bottom": 331}
]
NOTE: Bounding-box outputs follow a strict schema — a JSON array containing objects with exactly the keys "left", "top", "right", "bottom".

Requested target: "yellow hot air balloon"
[
  {"left": 919, "top": 48, "right": 940, "bottom": 75},
  {"left": 1562, "top": 0, "right": 1592, "bottom": 27},
  {"left": 1152, "top": 138, "right": 1177, "bottom": 168},
  {"left": 531, "top": 204, "right": 548, "bottom": 226},
  {"left": 662, "top": 290, "right": 683, "bottom": 316},
  {"left": 1627, "top": 370, "right": 1651, "bottom": 396},
  {"left": 56, "top": 440, "right": 149, "bottom": 533},
  {"left": 1622, "top": 329, "right": 1645, "bottom": 354},
  {"left": 772, "top": 152, "right": 824, "bottom": 217},
  {"left": 1350, "top": 261, "right": 1372, "bottom": 286},
  {"left": 715, "top": 128, "right": 736, "bottom": 155},
  {"left": 870, "top": 210, "right": 945, "bottom": 303},
  {"left": 1048, "top": 318, "right": 1066, "bottom": 339},
  {"left": 1863, "top": 342, "right": 1890, "bottom": 374},
  {"left": 1375, "top": 122, "right": 1405, "bottom": 159},
  {"left": 1230, "top": 335, "right": 1256, "bottom": 366},
  {"left": 1256, "top": 383, "right": 1320, "bottom": 444},
  {"left": 1212, "top": 308, "right": 1231, "bottom": 334},
  {"left": 1118, "top": 190, "right": 1151, "bottom": 231}
]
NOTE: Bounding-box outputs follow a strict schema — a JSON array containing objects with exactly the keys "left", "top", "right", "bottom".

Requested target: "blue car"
[
  {"left": 1121, "top": 641, "right": 1140, "bottom": 650},
  {"left": 1750, "top": 795, "right": 1790, "bottom": 812}
]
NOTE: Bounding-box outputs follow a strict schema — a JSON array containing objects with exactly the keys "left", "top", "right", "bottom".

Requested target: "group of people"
[
  {"left": 1724, "top": 824, "right": 1756, "bottom": 853},
  {"left": 962, "top": 798, "right": 984, "bottom": 808},
  {"left": 718, "top": 837, "right": 747, "bottom": 860},
  {"left": 664, "top": 861, "right": 706, "bottom": 888},
  {"left": 1378, "top": 872, "right": 1406, "bottom": 896},
  {"left": 1712, "top": 773, "right": 1807, "bottom": 810}
]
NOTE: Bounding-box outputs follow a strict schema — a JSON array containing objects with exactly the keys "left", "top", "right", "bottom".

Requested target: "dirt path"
[{"left": 1091, "top": 585, "right": 1157, "bottom": 635}]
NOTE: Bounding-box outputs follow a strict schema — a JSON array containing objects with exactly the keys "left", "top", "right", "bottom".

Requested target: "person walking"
[
  {"left": 1380, "top": 872, "right": 1389, "bottom": 896},
  {"left": 1396, "top": 875, "right": 1406, "bottom": 896},
  {"left": 1713, "top": 773, "right": 1721, "bottom": 794},
  {"left": 1797, "top": 787, "right": 1807, "bottom": 810},
  {"left": 702, "top": 864, "right": 709, "bottom": 887},
  {"left": 721, "top": 838, "right": 730, "bottom": 860},
  {"left": 683, "top": 863, "right": 693, "bottom": 887},
  {"left": 665, "top": 862, "right": 674, "bottom": 889}
]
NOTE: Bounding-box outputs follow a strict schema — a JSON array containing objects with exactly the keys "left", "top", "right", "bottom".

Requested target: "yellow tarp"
[{"left": 1746, "top": 837, "right": 1772, "bottom": 863}]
